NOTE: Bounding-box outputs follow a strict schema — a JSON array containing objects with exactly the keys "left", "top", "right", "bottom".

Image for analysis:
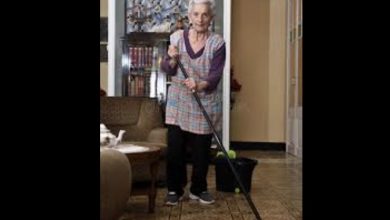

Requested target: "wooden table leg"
[{"left": 148, "top": 160, "right": 159, "bottom": 213}]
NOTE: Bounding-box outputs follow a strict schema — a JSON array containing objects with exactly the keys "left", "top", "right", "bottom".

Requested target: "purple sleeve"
[
  {"left": 160, "top": 55, "right": 178, "bottom": 75},
  {"left": 204, "top": 43, "right": 226, "bottom": 93}
]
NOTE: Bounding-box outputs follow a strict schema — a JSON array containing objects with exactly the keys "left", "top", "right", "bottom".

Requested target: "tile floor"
[{"left": 120, "top": 150, "right": 302, "bottom": 220}]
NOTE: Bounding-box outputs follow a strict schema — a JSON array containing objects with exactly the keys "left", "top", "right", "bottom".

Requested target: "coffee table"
[{"left": 114, "top": 143, "right": 161, "bottom": 213}]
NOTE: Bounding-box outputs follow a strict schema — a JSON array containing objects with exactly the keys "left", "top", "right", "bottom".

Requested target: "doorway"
[{"left": 286, "top": 0, "right": 302, "bottom": 158}]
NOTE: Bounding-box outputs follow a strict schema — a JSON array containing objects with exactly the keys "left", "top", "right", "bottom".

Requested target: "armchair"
[
  {"left": 100, "top": 97, "right": 167, "bottom": 183},
  {"left": 100, "top": 148, "right": 131, "bottom": 220}
]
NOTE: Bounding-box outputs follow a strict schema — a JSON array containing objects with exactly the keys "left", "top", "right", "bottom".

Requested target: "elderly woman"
[{"left": 160, "top": 0, "right": 225, "bottom": 206}]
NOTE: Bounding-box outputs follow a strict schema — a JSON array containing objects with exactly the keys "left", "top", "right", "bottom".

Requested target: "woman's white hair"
[{"left": 188, "top": 0, "right": 216, "bottom": 17}]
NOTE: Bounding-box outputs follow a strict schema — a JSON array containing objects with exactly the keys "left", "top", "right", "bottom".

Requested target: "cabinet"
[
  {"left": 120, "top": 32, "right": 170, "bottom": 101},
  {"left": 119, "top": 0, "right": 192, "bottom": 102}
]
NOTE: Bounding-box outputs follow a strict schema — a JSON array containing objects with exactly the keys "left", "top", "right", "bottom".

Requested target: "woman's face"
[{"left": 189, "top": 3, "right": 213, "bottom": 33}]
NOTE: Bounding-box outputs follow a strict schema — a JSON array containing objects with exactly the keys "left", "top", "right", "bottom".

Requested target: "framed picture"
[
  {"left": 100, "top": 44, "right": 108, "bottom": 62},
  {"left": 100, "top": 17, "right": 108, "bottom": 62},
  {"left": 100, "top": 17, "right": 108, "bottom": 42}
]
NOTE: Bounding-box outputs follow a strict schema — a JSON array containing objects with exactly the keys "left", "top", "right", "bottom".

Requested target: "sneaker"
[
  {"left": 165, "top": 191, "right": 183, "bottom": 206},
  {"left": 189, "top": 191, "right": 215, "bottom": 204}
]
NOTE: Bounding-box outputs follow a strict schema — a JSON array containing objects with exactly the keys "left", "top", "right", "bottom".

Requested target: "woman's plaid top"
[{"left": 161, "top": 29, "right": 226, "bottom": 134}]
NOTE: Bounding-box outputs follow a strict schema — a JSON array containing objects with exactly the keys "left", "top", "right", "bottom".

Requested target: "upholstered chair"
[{"left": 100, "top": 148, "right": 131, "bottom": 220}]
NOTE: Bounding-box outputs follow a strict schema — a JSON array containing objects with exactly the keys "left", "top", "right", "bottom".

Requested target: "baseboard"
[{"left": 230, "top": 141, "right": 286, "bottom": 151}]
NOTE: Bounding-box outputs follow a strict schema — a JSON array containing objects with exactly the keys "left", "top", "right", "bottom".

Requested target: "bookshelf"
[{"left": 120, "top": 32, "right": 170, "bottom": 100}]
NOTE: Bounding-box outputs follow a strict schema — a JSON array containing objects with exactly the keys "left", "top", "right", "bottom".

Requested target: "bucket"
[{"left": 215, "top": 157, "right": 258, "bottom": 193}]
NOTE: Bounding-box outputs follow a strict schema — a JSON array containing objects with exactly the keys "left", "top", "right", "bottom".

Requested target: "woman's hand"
[
  {"left": 183, "top": 78, "right": 209, "bottom": 92},
  {"left": 183, "top": 77, "right": 197, "bottom": 92},
  {"left": 168, "top": 45, "right": 179, "bottom": 58},
  {"left": 168, "top": 45, "right": 179, "bottom": 67}
]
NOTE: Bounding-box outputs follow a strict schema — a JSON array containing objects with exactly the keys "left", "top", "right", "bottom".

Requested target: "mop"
[{"left": 176, "top": 58, "right": 262, "bottom": 220}]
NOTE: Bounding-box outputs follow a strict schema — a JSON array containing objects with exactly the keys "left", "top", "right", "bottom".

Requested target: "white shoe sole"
[
  {"left": 165, "top": 196, "right": 183, "bottom": 206},
  {"left": 189, "top": 193, "right": 215, "bottom": 204}
]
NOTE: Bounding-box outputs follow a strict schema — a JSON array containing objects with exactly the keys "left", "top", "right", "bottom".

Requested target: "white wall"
[{"left": 230, "top": 0, "right": 286, "bottom": 142}]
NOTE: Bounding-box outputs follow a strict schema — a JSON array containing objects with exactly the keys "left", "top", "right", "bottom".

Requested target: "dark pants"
[{"left": 166, "top": 125, "right": 212, "bottom": 196}]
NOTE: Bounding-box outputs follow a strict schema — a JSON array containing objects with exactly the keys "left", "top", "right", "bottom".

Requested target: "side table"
[{"left": 115, "top": 144, "right": 161, "bottom": 213}]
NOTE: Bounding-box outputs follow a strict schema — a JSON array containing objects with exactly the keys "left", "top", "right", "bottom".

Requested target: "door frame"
[{"left": 285, "top": 0, "right": 302, "bottom": 158}]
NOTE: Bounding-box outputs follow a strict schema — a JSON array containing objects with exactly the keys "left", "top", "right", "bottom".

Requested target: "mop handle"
[{"left": 176, "top": 58, "right": 262, "bottom": 220}]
